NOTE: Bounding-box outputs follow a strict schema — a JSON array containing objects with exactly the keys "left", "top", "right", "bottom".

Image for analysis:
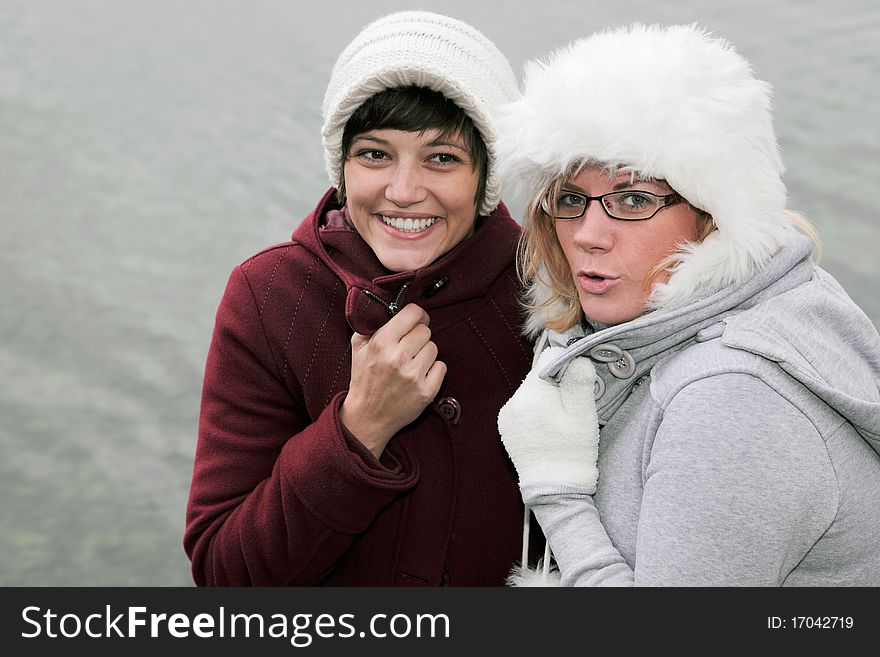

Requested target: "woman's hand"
[
  {"left": 498, "top": 347, "right": 601, "bottom": 492},
  {"left": 340, "top": 304, "right": 447, "bottom": 458}
]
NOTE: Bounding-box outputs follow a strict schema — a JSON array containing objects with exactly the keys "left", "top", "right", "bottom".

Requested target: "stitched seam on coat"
[
  {"left": 780, "top": 421, "right": 844, "bottom": 586},
  {"left": 302, "top": 278, "right": 341, "bottom": 389},
  {"left": 466, "top": 317, "right": 513, "bottom": 390},
  {"left": 491, "top": 297, "right": 530, "bottom": 360},
  {"left": 325, "top": 342, "right": 352, "bottom": 408},
  {"left": 259, "top": 246, "right": 291, "bottom": 316},
  {"left": 504, "top": 270, "right": 522, "bottom": 294},
  {"left": 238, "top": 266, "right": 288, "bottom": 387},
  {"left": 280, "top": 256, "right": 318, "bottom": 385}
]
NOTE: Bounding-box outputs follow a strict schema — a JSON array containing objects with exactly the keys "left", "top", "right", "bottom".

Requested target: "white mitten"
[{"left": 498, "top": 347, "right": 600, "bottom": 493}]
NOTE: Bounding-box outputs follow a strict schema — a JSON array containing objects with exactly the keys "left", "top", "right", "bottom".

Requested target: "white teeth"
[{"left": 381, "top": 216, "right": 437, "bottom": 233}]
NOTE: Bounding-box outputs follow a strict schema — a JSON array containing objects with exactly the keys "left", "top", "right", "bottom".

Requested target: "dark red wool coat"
[{"left": 184, "top": 189, "right": 538, "bottom": 585}]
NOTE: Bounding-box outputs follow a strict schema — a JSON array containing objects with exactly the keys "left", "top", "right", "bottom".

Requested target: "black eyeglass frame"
[{"left": 540, "top": 189, "right": 685, "bottom": 221}]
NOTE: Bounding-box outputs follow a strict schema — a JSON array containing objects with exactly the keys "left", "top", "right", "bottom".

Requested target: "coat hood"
[
  {"left": 291, "top": 188, "right": 522, "bottom": 336},
  {"left": 496, "top": 23, "right": 796, "bottom": 315}
]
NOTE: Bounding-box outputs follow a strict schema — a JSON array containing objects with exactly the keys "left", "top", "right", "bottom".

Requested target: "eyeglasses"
[{"left": 541, "top": 189, "right": 684, "bottom": 221}]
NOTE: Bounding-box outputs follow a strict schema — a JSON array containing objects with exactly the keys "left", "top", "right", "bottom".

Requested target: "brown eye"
[
  {"left": 428, "top": 153, "right": 463, "bottom": 165},
  {"left": 356, "top": 149, "right": 388, "bottom": 161}
]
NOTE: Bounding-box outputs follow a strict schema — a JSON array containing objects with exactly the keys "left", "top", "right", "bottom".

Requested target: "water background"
[{"left": 1, "top": 0, "right": 878, "bottom": 585}]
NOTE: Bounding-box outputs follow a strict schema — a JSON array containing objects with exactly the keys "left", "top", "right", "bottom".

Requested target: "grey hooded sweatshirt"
[{"left": 524, "top": 234, "right": 880, "bottom": 586}]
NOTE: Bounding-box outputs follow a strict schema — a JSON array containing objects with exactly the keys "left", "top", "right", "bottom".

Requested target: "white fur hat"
[
  {"left": 496, "top": 23, "right": 794, "bottom": 309},
  {"left": 322, "top": 11, "right": 519, "bottom": 216}
]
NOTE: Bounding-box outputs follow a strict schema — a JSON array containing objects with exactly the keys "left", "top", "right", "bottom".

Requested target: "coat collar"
[
  {"left": 539, "top": 234, "right": 815, "bottom": 423},
  {"left": 292, "top": 188, "right": 522, "bottom": 335}
]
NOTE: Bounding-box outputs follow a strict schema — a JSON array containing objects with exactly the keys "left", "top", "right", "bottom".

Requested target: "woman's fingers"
[
  {"left": 424, "top": 359, "right": 448, "bottom": 397},
  {"left": 345, "top": 304, "right": 445, "bottom": 444},
  {"left": 396, "top": 321, "right": 431, "bottom": 359},
  {"left": 372, "top": 304, "right": 430, "bottom": 346}
]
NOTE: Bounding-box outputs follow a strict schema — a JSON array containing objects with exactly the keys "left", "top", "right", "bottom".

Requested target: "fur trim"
[
  {"left": 506, "top": 560, "right": 562, "bottom": 587},
  {"left": 522, "top": 273, "right": 567, "bottom": 339},
  {"left": 496, "top": 23, "right": 793, "bottom": 322}
]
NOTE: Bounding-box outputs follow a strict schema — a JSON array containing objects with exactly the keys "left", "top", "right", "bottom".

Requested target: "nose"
[
  {"left": 569, "top": 199, "right": 614, "bottom": 252},
  {"left": 385, "top": 162, "right": 428, "bottom": 206}
]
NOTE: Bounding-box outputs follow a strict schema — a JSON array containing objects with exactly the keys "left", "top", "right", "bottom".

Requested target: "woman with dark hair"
[{"left": 184, "top": 11, "right": 536, "bottom": 585}]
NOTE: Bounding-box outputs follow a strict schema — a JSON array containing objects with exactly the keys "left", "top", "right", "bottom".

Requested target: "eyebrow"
[
  {"left": 351, "top": 135, "right": 390, "bottom": 146},
  {"left": 351, "top": 134, "right": 469, "bottom": 153},
  {"left": 563, "top": 180, "right": 664, "bottom": 193},
  {"left": 426, "top": 138, "right": 469, "bottom": 153}
]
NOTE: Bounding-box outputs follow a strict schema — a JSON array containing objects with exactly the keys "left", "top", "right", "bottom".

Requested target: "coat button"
[
  {"left": 593, "top": 375, "right": 606, "bottom": 400},
  {"left": 436, "top": 397, "right": 462, "bottom": 425},
  {"left": 607, "top": 350, "right": 635, "bottom": 379},
  {"left": 590, "top": 344, "right": 623, "bottom": 362}
]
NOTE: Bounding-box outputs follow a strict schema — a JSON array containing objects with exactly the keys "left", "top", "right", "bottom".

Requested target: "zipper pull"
[
  {"left": 387, "top": 283, "right": 408, "bottom": 315},
  {"left": 363, "top": 283, "right": 409, "bottom": 317}
]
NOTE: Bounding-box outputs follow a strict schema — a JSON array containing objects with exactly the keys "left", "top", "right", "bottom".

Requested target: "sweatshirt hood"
[{"left": 719, "top": 267, "right": 880, "bottom": 456}]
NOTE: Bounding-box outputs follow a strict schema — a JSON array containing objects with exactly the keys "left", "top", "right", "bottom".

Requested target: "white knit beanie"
[
  {"left": 322, "top": 11, "right": 518, "bottom": 216},
  {"left": 496, "top": 23, "right": 795, "bottom": 311}
]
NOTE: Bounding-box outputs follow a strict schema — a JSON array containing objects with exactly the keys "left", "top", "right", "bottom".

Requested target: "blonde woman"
[{"left": 496, "top": 24, "right": 880, "bottom": 586}]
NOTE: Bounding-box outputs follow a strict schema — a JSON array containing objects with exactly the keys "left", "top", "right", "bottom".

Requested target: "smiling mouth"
[{"left": 380, "top": 215, "right": 438, "bottom": 233}]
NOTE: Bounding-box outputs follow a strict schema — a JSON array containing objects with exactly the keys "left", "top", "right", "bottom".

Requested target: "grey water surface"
[{"left": 1, "top": 0, "right": 877, "bottom": 585}]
